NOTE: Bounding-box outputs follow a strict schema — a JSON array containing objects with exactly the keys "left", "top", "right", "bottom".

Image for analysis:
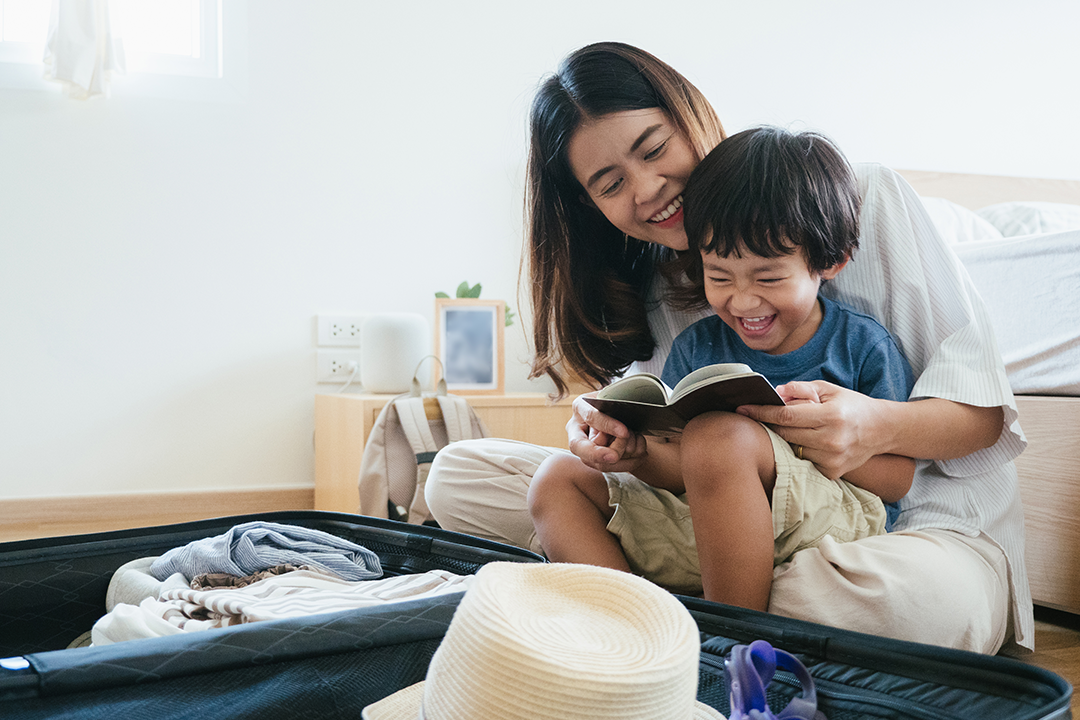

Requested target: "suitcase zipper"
[
  {"left": 698, "top": 654, "right": 968, "bottom": 720},
  {"left": 773, "top": 668, "right": 968, "bottom": 720},
  {"left": 356, "top": 538, "right": 480, "bottom": 575}
]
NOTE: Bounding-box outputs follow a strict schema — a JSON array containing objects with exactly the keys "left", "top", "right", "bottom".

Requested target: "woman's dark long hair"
[{"left": 525, "top": 42, "right": 725, "bottom": 396}]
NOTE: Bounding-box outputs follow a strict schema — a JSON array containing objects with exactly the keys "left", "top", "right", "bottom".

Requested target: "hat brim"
[
  {"left": 362, "top": 681, "right": 728, "bottom": 720},
  {"left": 361, "top": 681, "right": 425, "bottom": 720},
  {"left": 695, "top": 702, "right": 728, "bottom": 719}
]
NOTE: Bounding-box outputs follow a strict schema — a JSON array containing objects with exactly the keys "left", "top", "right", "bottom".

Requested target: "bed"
[{"left": 898, "top": 169, "right": 1080, "bottom": 615}]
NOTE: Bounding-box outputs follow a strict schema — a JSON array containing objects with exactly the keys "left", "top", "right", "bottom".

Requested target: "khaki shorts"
[{"left": 605, "top": 426, "right": 887, "bottom": 595}]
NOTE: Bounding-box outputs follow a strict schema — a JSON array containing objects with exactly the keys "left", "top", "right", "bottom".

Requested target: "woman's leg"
[
  {"left": 768, "top": 529, "right": 1011, "bottom": 653},
  {"left": 426, "top": 438, "right": 558, "bottom": 555},
  {"left": 528, "top": 454, "right": 630, "bottom": 571},
  {"left": 681, "top": 412, "right": 777, "bottom": 612}
]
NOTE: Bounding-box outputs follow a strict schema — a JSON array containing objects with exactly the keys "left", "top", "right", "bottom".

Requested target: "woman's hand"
[
  {"left": 737, "top": 380, "right": 889, "bottom": 480},
  {"left": 740, "top": 380, "right": 1005, "bottom": 480},
  {"left": 568, "top": 393, "right": 649, "bottom": 472}
]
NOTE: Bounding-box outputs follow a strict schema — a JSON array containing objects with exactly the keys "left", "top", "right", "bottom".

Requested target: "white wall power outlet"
[
  {"left": 316, "top": 315, "right": 366, "bottom": 347},
  {"left": 316, "top": 349, "right": 361, "bottom": 383}
]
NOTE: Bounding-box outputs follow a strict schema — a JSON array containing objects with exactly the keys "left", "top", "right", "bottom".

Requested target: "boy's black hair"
[{"left": 682, "top": 126, "right": 860, "bottom": 274}]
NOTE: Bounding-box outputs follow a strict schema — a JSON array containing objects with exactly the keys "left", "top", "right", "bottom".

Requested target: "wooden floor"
[{"left": 1018, "top": 606, "right": 1080, "bottom": 712}]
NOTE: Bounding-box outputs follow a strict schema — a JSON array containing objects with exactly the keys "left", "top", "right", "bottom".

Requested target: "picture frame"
[{"left": 434, "top": 298, "right": 505, "bottom": 395}]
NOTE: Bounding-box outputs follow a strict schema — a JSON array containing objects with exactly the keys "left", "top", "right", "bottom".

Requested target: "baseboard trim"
[{"left": 0, "top": 486, "right": 315, "bottom": 543}]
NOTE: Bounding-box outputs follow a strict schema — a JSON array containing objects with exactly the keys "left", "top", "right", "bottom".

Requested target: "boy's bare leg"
[
  {"left": 681, "top": 412, "right": 777, "bottom": 611},
  {"left": 527, "top": 453, "right": 631, "bottom": 572}
]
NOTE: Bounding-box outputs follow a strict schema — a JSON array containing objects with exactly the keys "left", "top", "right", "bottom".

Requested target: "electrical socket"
[
  {"left": 316, "top": 314, "right": 365, "bottom": 347},
  {"left": 316, "top": 349, "right": 361, "bottom": 383}
]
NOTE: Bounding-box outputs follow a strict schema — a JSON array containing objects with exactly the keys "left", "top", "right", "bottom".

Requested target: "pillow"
[
  {"left": 919, "top": 197, "right": 1003, "bottom": 244},
  {"left": 976, "top": 201, "right": 1080, "bottom": 237}
]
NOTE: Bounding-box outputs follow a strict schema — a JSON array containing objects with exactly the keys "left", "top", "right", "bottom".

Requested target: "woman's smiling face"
[{"left": 567, "top": 108, "right": 698, "bottom": 251}]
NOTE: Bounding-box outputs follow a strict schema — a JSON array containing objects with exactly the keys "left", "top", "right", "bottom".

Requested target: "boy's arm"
[
  {"left": 842, "top": 454, "right": 914, "bottom": 504},
  {"left": 625, "top": 436, "right": 686, "bottom": 494}
]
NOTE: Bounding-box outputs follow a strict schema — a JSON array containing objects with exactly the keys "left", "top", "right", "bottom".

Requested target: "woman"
[{"left": 426, "top": 42, "right": 1030, "bottom": 654}]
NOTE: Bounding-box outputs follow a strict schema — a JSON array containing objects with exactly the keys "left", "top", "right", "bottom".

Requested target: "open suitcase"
[
  {"left": 0, "top": 510, "right": 544, "bottom": 718},
  {"left": 1, "top": 510, "right": 1072, "bottom": 719}
]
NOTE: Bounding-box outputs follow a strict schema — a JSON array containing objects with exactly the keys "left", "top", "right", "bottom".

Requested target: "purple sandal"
[{"left": 725, "top": 640, "right": 826, "bottom": 720}]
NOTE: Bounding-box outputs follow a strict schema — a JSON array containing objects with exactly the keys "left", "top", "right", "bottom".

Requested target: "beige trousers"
[{"left": 427, "top": 438, "right": 1011, "bottom": 655}]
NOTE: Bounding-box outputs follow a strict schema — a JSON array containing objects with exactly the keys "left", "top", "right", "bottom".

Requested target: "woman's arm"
[{"left": 739, "top": 380, "right": 1004, "bottom": 480}]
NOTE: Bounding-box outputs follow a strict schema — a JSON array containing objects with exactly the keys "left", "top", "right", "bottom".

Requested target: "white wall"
[{"left": 1, "top": 0, "right": 1077, "bottom": 499}]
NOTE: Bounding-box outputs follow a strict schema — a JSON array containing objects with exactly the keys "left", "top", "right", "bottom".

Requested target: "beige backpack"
[{"left": 357, "top": 375, "right": 488, "bottom": 525}]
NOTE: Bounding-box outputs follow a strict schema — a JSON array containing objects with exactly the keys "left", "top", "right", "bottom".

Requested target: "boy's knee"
[
  {"left": 683, "top": 412, "right": 764, "bottom": 454},
  {"left": 681, "top": 412, "right": 773, "bottom": 485},
  {"left": 528, "top": 455, "right": 576, "bottom": 508},
  {"left": 528, "top": 454, "right": 606, "bottom": 514}
]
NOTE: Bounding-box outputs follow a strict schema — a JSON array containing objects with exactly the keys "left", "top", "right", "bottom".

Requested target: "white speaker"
[{"left": 360, "top": 313, "right": 430, "bottom": 393}]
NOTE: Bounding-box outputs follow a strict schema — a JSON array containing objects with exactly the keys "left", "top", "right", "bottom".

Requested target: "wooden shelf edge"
[{"left": 0, "top": 486, "right": 315, "bottom": 543}]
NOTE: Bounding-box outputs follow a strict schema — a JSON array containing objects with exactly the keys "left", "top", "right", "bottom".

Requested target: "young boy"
[{"left": 528, "top": 127, "right": 916, "bottom": 611}]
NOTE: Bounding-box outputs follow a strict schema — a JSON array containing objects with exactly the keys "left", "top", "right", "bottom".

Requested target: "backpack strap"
[
  {"left": 357, "top": 396, "right": 407, "bottom": 520},
  {"left": 393, "top": 396, "right": 442, "bottom": 458},
  {"left": 392, "top": 396, "right": 443, "bottom": 525},
  {"left": 435, "top": 394, "right": 488, "bottom": 443}
]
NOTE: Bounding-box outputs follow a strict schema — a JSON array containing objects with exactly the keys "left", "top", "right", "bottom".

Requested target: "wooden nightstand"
[{"left": 313, "top": 393, "right": 574, "bottom": 514}]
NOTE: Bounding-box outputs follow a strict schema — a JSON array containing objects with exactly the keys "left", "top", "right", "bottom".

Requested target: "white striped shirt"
[{"left": 632, "top": 163, "right": 1032, "bottom": 647}]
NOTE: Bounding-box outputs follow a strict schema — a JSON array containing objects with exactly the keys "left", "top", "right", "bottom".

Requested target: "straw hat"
[{"left": 362, "top": 562, "right": 725, "bottom": 720}]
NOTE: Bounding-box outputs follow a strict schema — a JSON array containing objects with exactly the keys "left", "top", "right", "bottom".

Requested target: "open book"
[{"left": 584, "top": 363, "right": 785, "bottom": 437}]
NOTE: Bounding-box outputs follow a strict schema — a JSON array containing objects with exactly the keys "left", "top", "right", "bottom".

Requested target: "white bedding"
[
  {"left": 921, "top": 197, "right": 1080, "bottom": 395},
  {"left": 978, "top": 201, "right": 1080, "bottom": 238}
]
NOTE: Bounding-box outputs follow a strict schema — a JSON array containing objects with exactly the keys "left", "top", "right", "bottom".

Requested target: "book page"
[
  {"left": 595, "top": 373, "right": 669, "bottom": 406},
  {"left": 670, "top": 363, "right": 754, "bottom": 402},
  {"left": 669, "top": 374, "right": 785, "bottom": 421}
]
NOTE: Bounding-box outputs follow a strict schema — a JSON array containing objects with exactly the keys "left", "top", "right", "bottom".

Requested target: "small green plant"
[{"left": 436, "top": 281, "right": 516, "bottom": 326}]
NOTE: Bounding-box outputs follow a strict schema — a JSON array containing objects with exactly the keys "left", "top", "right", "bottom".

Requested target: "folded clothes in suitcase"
[
  {"left": 0, "top": 513, "right": 1071, "bottom": 719},
  {"left": 0, "top": 509, "right": 544, "bottom": 719}
]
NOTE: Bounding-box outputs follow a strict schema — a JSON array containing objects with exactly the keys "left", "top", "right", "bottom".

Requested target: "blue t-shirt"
[{"left": 661, "top": 295, "right": 915, "bottom": 529}]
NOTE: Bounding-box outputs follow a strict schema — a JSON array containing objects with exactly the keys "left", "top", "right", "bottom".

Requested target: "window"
[
  {"left": 112, "top": 0, "right": 222, "bottom": 79},
  {"left": 0, "top": 0, "right": 241, "bottom": 98},
  {"left": 0, "top": 0, "right": 50, "bottom": 64},
  {"left": 0, "top": 0, "right": 224, "bottom": 78}
]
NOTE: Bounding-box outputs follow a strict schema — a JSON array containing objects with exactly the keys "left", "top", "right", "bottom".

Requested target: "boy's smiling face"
[{"left": 701, "top": 242, "right": 844, "bottom": 355}]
